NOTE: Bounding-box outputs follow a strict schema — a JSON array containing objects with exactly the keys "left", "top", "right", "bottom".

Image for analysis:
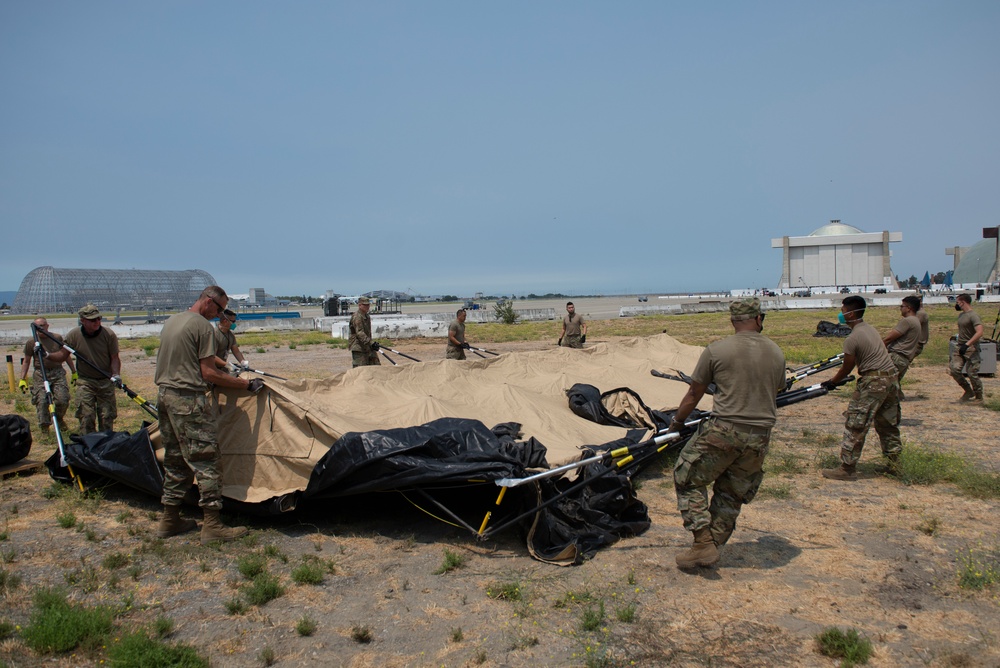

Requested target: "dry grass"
[{"left": 0, "top": 303, "right": 998, "bottom": 666}]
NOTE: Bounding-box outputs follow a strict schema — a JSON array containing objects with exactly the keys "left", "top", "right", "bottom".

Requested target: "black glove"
[
  {"left": 557, "top": 337, "right": 563, "bottom": 346},
  {"left": 34, "top": 342, "right": 48, "bottom": 358},
  {"left": 462, "top": 342, "right": 471, "bottom": 349},
  {"left": 668, "top": 419, "right": 685, "bottom": 432},
  {"left": 247, "top": 378, "right": 265, "bottom": 394},
  {"left": 580, "top": 334, "right": 586, "bottom": 344},
  {"left": 371, "top": 341, "right": 380, "bottom": 351},
  {"left": 820, "top": 380, "right": 836, "bottom": 391},
  {"left": 958, "top": 343, "right": 969, "bottom": 357}
]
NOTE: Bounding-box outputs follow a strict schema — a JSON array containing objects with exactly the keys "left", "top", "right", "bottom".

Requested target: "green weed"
[
  {"left": 63, "top": 561, "right": 101, "bottom": 593},
  {"left": 0, "top": 620, "right": 15, "bottom": 639},
  {"left": 153, "top": 614, "right": 174, "bottom": 638},
  {"left": 225, "top": 597, "right": 248, "bottom": 615},
  {"left": 259, "top": 646, "right": 276, "bottom": 666},
  {"left": 815, "top": 627, "right": 873, "bottom": 667},
  {"left": 241, "top": 573, "right": 285, "bottom": 606},
  {"left": 56, "top": 511, "right": 76, "bottom": 528},
  {"left": 351, "top": 625, "right": 373, "bottom": 643},
  {"left": 451, "top": 627, "right": 464, "bottom": 642},
  {"left": 486, "top": 580, "right": 523, "bottom": 601},
  {"left": 291, "top": 556, "right": 328, "bottom": 585},
  {"left": 236, "top": 553, "right": 267, "bottom": 580},
  {"left": 895, "top": 446, "right": 1000, "bottom": 498},
  {"left": 22, "top": 587, "right": 114, "bottom": 654},
  {"left": 756, "top": 481, "right": 792, "bottom": 500},
  {"left": 580, "top": 600, "right": 605, "bottom": 632},
  {"left": 553, "top": 589, "right": 598, "bottom": 608},
  {"left": 434, "top": 548, "right": 468, "bottom": 574},
  {"left": 108, "top": 631, "right": 208, "bottom": 667},
  {"left": 296, "top": 615, "right": 317, "bottom": 637},
  {"left": 956, "top": 543, "right": 1000, "bottom": 590},
  {"left": 0, "top": 567, "right": 22, "bottom": 594},
  {"left": 615, "top": 602, "right": 637, "bottom": 622},
  {"left": 102, "top": 552, "right": 130, "bottom": 570},
  {"left": 767, "top": 451, "right": 805, "bottom": 474}
]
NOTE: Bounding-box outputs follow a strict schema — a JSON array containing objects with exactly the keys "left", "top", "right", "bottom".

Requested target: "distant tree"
[
  {"left": 933, "top": 271, "right": 947, "bottom": 284},
  {"left": 441, "top": 295, "right": 458, "bottom": 303},
  {"left": 494, "top": 298, "right": 518, "bottom": 325},
  {"left": 0, "top": 302, "right": 7, "bottom": 310}
]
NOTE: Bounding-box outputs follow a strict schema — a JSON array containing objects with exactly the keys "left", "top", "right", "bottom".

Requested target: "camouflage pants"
[
  {"left": 948, "top": 346, "right": 983, "bottom": 397},
  {"left": 157, "top": 387, "right": 224, "bottom": 509},
  {"left": 446, "top": 347, "right": 466, "bottom": 360},
  {"left": 561, "top": 335, "right": 583, "bottom": 349},
  {"left": 839, "top": 374, "right": 901, "bottom": 467},
  {"left": 674, "top": 419, "right": 770, "bottom": 547},
  {"left": 351, "top": 351, "right": 381, "bottom": 368},
  {"left": 889, "top": 351, "right": 912, "bottom": 385},
  {"left": 30, "top": 367, "right": 69, "bottom": 428},
  {"left": 75, "top": 378, "right": 117, "bottom": 434}
]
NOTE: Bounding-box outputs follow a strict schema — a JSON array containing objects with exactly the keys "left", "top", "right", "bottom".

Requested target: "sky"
[{"left": 2, "top": 2, "right": 998, "bottom": 298}]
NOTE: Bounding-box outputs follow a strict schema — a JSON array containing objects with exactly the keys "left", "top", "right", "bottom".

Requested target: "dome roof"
[{"left": 809, "top": 221, "right": 864, "bottom": 236}]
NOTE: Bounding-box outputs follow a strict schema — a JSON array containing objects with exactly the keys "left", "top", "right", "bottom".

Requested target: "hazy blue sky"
[{"left": 2, "top": 2, "right": 997, "bottom": 297}]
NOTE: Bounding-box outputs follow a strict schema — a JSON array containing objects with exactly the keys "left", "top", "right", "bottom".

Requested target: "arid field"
[{"left": 1, "top": 303, "right": 998, "bottom": 667}]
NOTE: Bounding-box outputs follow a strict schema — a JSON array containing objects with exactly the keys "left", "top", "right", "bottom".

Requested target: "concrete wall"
[{"left": 324, "top": 308, "right": 558, "bottom": 340}]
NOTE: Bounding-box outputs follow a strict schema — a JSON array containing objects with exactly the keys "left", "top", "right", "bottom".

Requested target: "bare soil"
[{"left": 1, "top": 336, "right": 999, "bottom": 667}]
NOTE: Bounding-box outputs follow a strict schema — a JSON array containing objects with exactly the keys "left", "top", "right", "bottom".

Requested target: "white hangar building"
[{"left": 771, "top": 220, "right": 902, "bottom": 290}]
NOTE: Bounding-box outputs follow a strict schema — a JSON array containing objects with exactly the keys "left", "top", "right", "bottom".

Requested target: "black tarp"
[
  {"left": 0, "top": 415, "right": 32, "bottom": 466},
  {"left": 304, "top": 418, "right": 548, "bottom": 499},
  {"left": 44, "top": 416, "right": 653, "bottom": 565}
]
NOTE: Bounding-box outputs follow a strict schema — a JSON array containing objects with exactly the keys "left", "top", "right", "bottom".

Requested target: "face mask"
[
  {"left": 955, "top": 303, "right": 962, "bottom": 311},
  {"left": 838, "top": 308, "right": 862, "bottom": 325},
  {"left": 230, "top": 322, "right": 237, "bottom": 331}
]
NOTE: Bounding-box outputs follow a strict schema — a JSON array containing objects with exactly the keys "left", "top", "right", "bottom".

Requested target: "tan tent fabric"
[{"left": 154, "top": 334, "right": 706, "bottom": 505}]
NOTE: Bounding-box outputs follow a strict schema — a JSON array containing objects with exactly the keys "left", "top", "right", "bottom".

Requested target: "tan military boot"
[
  {"left": 157, "top": 505, "right": 197, "bottom": 538},
  {"left": 958, "top": 389, "right": 975, "bottom": 402},
  {"left": 201, "top": 508, "right": 247, "bottom": 545},
  {"left": 821, "top": 464, "right": 858, "bottom": 481},
  {"left": 675, "top": 527, "right": 719, "bottom": 569}
]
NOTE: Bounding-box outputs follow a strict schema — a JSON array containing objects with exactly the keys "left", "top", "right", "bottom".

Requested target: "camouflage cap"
[
  {"left": 358, "top": 297, "right": 371, "bottom": 305},
  {"left": 729, "top": 297, "right": 761, "bottom": 321},
  {"left": 78, "top": 303, "right": 101, "bottom": 320}
]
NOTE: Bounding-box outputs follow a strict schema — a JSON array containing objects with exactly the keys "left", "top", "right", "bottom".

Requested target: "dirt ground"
[{"left": 1, "top": 335, "right": 999, "bottom": 667}]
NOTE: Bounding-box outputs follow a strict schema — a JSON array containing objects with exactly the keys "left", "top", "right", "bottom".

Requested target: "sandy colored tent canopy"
[{"left": 145, "top": 334, "right": 704, "bottom": 506}]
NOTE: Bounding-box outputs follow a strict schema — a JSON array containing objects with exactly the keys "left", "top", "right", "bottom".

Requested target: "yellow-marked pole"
[
  {"left": 6, "top": 355, "right": 15, "bottom": 392},
  {"left": 477, "top": 486, "right": 509, "bottom": 535}
]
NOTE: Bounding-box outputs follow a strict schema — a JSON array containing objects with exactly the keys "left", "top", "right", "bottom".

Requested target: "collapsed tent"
[{"left": 48, "top": 335, "right": 705, "bottom": 564}]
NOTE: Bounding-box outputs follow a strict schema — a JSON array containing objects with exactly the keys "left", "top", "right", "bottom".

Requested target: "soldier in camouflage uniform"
[
  {"left": 64, "top": 304, "right": 121, "bottom": 434},
  {"left": 882, "top": 295, "right": 922, "bottom": 387},
  {"left": 348, "top": 297, "right": 381, "bottom": 368},
  {"left": 559, "top": 302, "right": 587, "bottom": 348},
  {"left": 949, "top": 293, "right": 984, "bottom": 403},
  {"left": 214, "top": 309, "right": 248, "bottom": 374},
  {"left": 668, "top": 297, "right": 785, "bottom": 569},
  {"left": 821, "top": 295, "right": 902, "bottom": 480},
  {"left": 446, "top": 308, "right": 469, "bottom": 360},
  {"left": 155, "top": 286, "right": 263, "bottom": 544},
  {"left": 19, "top": 318, "right": 76, "bottom": 434}
]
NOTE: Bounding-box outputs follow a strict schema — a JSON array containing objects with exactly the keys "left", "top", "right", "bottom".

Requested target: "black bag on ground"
[{"left": 0, "top": 415, "right": 32, "bottom": 465}]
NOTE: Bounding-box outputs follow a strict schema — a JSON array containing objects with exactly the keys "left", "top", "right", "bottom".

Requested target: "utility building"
[
  {"left": 11, "top": 266, "right": 216, "bottom": 314},
  {"left": 771, "top": 220, "right": 902, "bottom": 290}
]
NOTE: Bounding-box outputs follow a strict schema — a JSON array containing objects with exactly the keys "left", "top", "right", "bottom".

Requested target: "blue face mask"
[
  {"left": 838, "top": 308, "right": 862, "bottom": 324},
  {"left": 230, "top": 322, "right": 237, "bottom": 331}
]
